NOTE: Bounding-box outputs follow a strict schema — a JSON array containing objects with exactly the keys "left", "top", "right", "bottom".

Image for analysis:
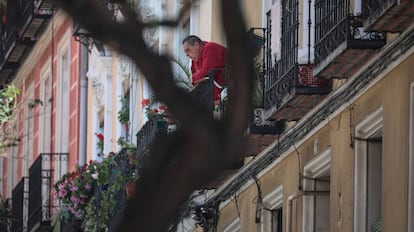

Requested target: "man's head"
[{"left": 182, "top": 35, "right": 203, "bottom": 61}]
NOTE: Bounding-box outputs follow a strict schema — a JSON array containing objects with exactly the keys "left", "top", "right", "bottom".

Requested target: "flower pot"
[{"left": 125, "top": 181, "right": 136, "bottom": 199}]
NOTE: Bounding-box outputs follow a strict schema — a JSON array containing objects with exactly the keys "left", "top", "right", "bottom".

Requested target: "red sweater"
[{"left": 191, "top": 41, "right": 227, "bottom": 100}]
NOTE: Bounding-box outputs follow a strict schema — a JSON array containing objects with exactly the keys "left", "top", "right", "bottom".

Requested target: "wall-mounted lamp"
[{"left": 28, "top": 99, "right": 43, "bottom": 108}]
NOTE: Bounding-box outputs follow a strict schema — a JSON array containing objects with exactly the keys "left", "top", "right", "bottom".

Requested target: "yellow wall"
[{"left": 216, "top": 50, "right": 414, "bottom": 232}]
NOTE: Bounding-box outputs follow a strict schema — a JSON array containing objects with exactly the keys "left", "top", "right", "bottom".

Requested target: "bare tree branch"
[{"left": 53, "top": 0, "right": 254, "bottom": 231}]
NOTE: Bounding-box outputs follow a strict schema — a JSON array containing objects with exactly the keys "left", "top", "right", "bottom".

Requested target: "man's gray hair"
[{"left": 182, "top": 35, "right": 202, "bottom": 45}]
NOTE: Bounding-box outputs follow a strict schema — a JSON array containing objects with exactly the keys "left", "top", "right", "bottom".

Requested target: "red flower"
[
  {"left": 141, "top": 99, "right": 150, "bottom": 107},
  {"left": 158, "top": 105, "right": 167, "bottom": 111},
  {"left": 152, "top": 109, "right": 159, "bottom": 113},
  {"left": 95, "top": 133, "right": 104, "bottom": 141}
]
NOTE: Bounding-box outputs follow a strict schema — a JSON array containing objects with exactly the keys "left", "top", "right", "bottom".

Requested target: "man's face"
[{"left": 183, "top": 41, "right": 201, "bottom": 61}]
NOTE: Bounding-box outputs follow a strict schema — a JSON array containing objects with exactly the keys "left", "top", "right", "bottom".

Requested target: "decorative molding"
[
  {"left": 304, "top": 148, "right": 331, "bottom": 178},
  {"left": 118, "top": 55, "right": 130, "bottom": 79},
  {"left": 91, "top": 77, "right": 104, "bottom": 109},
  {"left": 261, "top": 185, "right": 283, "bottom": 232},
  {"left": 141, "top": 7, "right": 159, "bottom": 47},
  {"left": 223, "top": 217, "right": 240, "bottom": 232},
  {"left": 263, "top": 185, "right": 283, "bottom": 209}
]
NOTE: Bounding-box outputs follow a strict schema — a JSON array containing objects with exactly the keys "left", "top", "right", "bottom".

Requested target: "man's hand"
[{"left": 192, "top": 76, "right": 210, "bottom": 85}]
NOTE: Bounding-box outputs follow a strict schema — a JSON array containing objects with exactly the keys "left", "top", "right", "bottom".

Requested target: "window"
[
  {"left": 39, "top": 61, "right": 52, "bottom": 153},
  {"left": 261, "top": 185, "right": 283, "bottom": 232},
  {"left": 271, "top": 207, "right": 283, "bottom": 232},
  {"left": 303, "top": 148, "right": 331, "bottom": 232},
  {"left": 354, "top": 108, "right": 383, "bottom": 232},
  {"left": 56, "top": 49, "right": 70, "bottom": 154},
  {"left": 55, "top": 34, "right": 71, "bottom": 177}
]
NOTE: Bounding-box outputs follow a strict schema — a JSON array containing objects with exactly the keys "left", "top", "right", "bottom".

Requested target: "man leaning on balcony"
[{"left": 182, "top": 35, "right": 227, "bottom": 106}]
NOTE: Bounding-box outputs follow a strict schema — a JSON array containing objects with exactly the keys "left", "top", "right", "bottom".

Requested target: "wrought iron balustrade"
[
  {"left": 0, "top": 198, "right": 10, "bottom": 231},
  {"left": 11, "top": 178, "right": 25, "bottom": 232},
  {"left": 27, "top": 153, "right": 68, "bottom": 232},
  {"left": 190, "top": 71, "right": 214, "bottom": 112},
  {"left": 262, "top": 0, "right": 299, "bottom": 110},
  {"left": 136, "top": 115, "right": 168, "bottom": 160},
  {"left": 314, "top": 0, "right": 386, "bottom": 66},
  {"left": 314, "top": 0, "right": 350, "bottom": 66},
  {"left": 264, "top": 61, "right": 299, "bottom": 110},
  {"left": 362, "top": 0, "right": 396, "bottom": 21},
  {"left": 85, "top": 148, "right": 136, "bottom": 231}
]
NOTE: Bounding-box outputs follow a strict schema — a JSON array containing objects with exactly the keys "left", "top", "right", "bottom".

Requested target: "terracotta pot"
[{"left": 125, "top": 181, "right": 136, "bottom": 199}]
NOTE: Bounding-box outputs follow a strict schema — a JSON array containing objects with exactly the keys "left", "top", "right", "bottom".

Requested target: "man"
[{"left": 182, "top": 35, "right": 227, "bottom": 104}]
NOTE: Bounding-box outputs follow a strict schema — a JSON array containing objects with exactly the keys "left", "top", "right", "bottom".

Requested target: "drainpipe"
[
  {"left": 78, "top": 42, "right": 88, "bottom": 165},
  {"left": 308, "top": 0, "right": 311, "bottom": 64},
  {"left": 286, "top": 190, "right": 330, "bottom": 232}
]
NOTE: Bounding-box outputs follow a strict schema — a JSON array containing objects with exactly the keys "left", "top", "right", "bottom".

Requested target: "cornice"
[{"left": 12, "top": 10, "right": 69, "bottom": 87}]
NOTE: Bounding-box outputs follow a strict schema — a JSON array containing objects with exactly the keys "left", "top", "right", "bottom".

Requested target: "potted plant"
[{"left": 118, "top": 96, "right": 130, "bottom": 129}]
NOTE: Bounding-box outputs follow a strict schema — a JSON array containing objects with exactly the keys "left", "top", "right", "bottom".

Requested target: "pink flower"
[{"left": 71, "top": 185, "right": 78, "bottom": 192}]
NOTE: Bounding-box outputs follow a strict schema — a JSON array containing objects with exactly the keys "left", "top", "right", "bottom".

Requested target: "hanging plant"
[
  {"left": 117, "top": 95, "right": 130, "bottom": 125},
  {"left": 0, "top": 85, "right": 21, "bottom": 154}
]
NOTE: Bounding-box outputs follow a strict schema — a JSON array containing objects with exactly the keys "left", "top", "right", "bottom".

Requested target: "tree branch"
[{"left": 53, "top": 0, "right": 254, "bottom": 231}]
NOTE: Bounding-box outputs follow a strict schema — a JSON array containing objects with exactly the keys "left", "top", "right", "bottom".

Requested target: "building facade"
[
  {"left": 187, "top": 0, "right": 414, "bottom": 232},
  {"left": 0, "top": 1, "right": 83, "bottom": 231}
]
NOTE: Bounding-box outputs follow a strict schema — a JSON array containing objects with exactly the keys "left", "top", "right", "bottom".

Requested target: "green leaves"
[{"left": 0, "top": 85, "right": 20, "bottom": 154}]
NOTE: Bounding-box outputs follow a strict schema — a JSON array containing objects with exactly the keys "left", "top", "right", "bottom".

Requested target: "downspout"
[
  {"left": 78, "top": 42, "right": 88, "bottom": 165},
  {"left": 307, "top": 0, "right": 311, "bottom": 64},
  {"left": 286, "top": 190, "right": 330, "bottom": 232}
]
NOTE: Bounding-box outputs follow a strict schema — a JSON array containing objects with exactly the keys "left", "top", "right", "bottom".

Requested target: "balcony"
[
  {"left": 313, "top": 1, "right": 386, "bottom": 79},
  {"left": 136, "top": 115, "right": 168, "bottom": 165},
  {"left": 11, "top": 178, "right": 25, "bottom": 232},
  {"left": 363, "top": 0, "right": 414, "bottom": 33},
  {"left": 83, "top": 148, "right": 135, "bottom": 231},
  {"left": 249, "top": 28, "right": 331, "bottom": 129},
  {"left": 0, "top": 0, "right": 54, "bottom": 85},
  {"left": 27, "top": 153, "right": 68, "bottom": 232}
]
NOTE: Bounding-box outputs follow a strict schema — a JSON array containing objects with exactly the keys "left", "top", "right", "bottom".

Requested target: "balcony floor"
[
  {"left": 365, "top": 0, "right": 414, "bottom": 32},
  {"left": 315, "top": 48, "right": 379, "bottom": 79},
  {"left": 271, "top": 94, "right": 327, "bottom": 121}
]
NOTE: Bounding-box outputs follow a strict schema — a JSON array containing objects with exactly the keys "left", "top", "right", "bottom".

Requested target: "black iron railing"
[
  {"left": 136, "top": 116, "right": 168, "bottom": 163},
  {"left": 86, "top": 148, "right": 136, "bottom": 231},
  {"left": 261, "top": 0, "right": 299, "bottom": 110},
  {"left": 27, "top": 153, "right": 68, "bottom": 232},
  {"left": 11, "top": 178, "right": 25, "bottom": 232},
  {"left": 0, "top": 0, "right": 18, "bottom": 69},
  {"left": 362, "top": 0, "right": 396, "bottom": 19},
  {"left": 314, "top": 0, "right": 350, "bottom": 65},
  {"left": 191, "top": 75, "right": 214, "bottom": 111}
]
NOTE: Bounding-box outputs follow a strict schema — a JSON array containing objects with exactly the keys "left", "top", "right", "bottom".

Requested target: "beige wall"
[
  {"left": 197, "top": 0, "right": 262, "bottom": 46},
  {"left": 215, "top": 50, "right": 414, "bottom": 231}
]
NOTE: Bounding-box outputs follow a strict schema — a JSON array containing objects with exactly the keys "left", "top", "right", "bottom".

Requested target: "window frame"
[
  {"left": 261, "top": 185, "right": 283, "bottom": 232},
  {"left": 409, "top": 82, "right": 414, "bottom": 232},
  {"left": 353, "top": 108, "right": 383, "bottom": 232},
  {"left": 302, "top": 148, "right": 331, "bottom": 232}
]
